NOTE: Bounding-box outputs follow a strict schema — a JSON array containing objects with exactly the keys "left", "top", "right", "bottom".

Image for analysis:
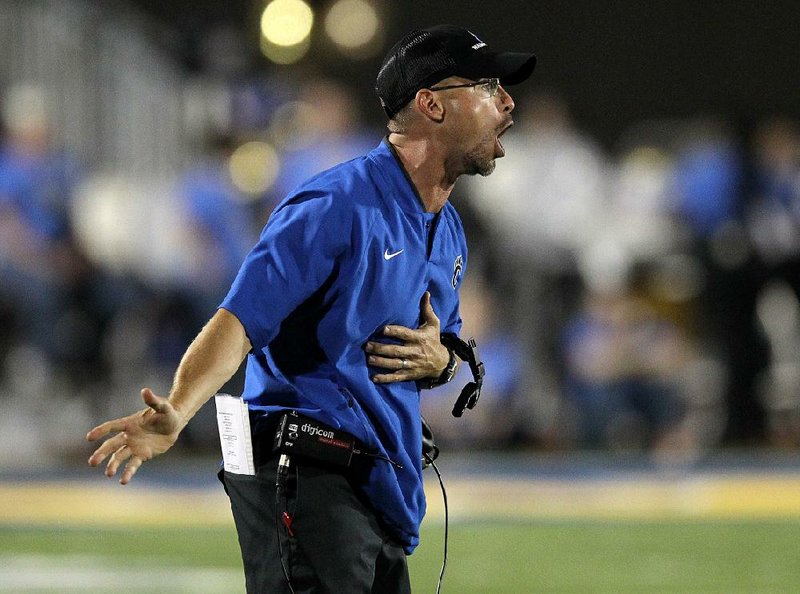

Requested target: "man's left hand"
[{"left": 365, "top": 292, "right": 450, "bottom": 383}]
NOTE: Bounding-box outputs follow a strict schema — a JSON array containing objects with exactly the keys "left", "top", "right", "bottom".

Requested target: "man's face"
[{"left": 436, "top": 77, "right": 516, "bottom": 178}]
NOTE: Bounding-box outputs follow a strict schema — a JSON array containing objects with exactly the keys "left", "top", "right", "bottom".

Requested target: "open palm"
[{"left": 86, "top": 388, "right": 184, "bottom": 484}]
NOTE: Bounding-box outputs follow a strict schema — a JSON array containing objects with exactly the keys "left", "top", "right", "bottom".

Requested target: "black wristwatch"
[{"left": 419, "top": 346, "right": 458, "bottom": 389}]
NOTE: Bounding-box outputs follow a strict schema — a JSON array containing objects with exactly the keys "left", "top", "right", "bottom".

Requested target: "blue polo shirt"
[{"left": 219, "top": 138, "right": 467, "bottom": 553}]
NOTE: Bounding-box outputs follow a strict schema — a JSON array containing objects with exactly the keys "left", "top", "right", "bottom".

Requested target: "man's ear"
[{"left": 414, "top": 89, "right": 445, "bottom": 123}]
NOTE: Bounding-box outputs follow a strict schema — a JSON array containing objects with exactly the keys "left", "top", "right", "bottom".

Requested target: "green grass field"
[{"left": 3, "top": 519, "right": 800, "bottom": 593}]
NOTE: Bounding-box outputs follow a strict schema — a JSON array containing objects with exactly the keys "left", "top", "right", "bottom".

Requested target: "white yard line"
[{"left": 0, "top": 554, "right": 244, "bottom": 593}]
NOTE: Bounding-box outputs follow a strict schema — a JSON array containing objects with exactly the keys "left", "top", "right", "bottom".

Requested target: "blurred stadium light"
[
  {"left": 324, "top": 0, "right": 383, "bottom": 59},
  {"left": 259, "top": 0, "right": 314, "bottom": 64},
  {"left": 228, "top": 140, "right": 280, "bottom": 196}
]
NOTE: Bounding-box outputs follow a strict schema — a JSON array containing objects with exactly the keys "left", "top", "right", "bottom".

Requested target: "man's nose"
[{"left": 497, "top": 85, "right": 515, "bottom": 113}]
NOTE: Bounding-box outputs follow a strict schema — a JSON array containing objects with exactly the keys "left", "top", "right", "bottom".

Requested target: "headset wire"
[
  {"left": 275, "top": 456, "right": 296, "bottom": 594},
  {"left": 426, "top": 453, "right": 448, "bottom": 594}
]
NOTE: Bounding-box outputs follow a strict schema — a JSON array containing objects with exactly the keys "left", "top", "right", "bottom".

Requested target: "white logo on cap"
[{"left": 468, "top": 30, "right": 486, "bottom": 50}]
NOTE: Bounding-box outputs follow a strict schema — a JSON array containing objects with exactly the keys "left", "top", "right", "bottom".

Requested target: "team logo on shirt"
[{"left": 451, "top": 255, "right": 463, "bottom": 288}]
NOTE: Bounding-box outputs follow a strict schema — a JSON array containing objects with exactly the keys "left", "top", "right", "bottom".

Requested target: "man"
[{"left": 87, "top": 25, "right": 535, "bottom": 593}]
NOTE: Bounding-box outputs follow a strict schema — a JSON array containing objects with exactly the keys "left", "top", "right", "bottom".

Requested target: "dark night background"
[{"left": 128, "top": 0, "right": 800, "bottom": 148}]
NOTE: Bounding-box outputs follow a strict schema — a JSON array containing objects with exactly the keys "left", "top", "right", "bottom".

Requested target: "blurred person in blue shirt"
[
  {"left": 669, "top": 119, "right": 760, "bottom": 445},
  {"left": 743, "top": 117, "right": 800, "bottom": 445},
  {"left": 747, "top": 117, "right": 800, "bottom": 266},
  {"left": 0, "top": 84, "right": 101, "bottom": 372},
  {"left": 265, "top": 78, "right": 378, "bottom": 212},
  {"left": 672, "top": 119, "right": 742, "bottom": 240},
  {"left": 174, "top": 133, "right": 258, "bottom": 320},
  {"left": 562, "top": 266, "right": 692, "bottom": 451}
]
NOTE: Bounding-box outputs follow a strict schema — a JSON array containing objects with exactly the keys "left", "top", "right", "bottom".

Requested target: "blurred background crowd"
[{"left": 1, "top": 0, "right": 799, "bottom": 467}]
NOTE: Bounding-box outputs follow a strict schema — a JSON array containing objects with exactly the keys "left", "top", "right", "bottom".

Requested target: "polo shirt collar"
[{"left": 367, "top": 137, "right": 429, "bottom": 214}]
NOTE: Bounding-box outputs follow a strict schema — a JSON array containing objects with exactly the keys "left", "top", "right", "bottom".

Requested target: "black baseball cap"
[{"left": 376, "top": 25, "right": 536, "bottom": 118}]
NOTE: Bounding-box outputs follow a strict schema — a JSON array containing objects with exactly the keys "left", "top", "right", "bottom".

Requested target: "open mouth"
[{"left": 495, "top": 120, "right": 514, "bottom": 156}]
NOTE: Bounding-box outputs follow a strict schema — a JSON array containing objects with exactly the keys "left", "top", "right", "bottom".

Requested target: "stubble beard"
[{"left": 462, "top": 143, "right": 497, "bottom": 177}]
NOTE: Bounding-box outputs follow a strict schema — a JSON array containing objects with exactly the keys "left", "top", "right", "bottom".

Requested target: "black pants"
[{"left": 222, "top": 456, "right": 411, "bottom": 594}]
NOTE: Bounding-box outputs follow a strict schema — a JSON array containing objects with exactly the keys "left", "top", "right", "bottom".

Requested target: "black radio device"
[{"left": 272, "top": 411, "right": 356, "bottom": 468}]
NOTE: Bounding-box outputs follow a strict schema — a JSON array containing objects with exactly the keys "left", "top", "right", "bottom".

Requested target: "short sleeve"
[{"left": 219, "top": 189, "right": 350, "bottom": 350}]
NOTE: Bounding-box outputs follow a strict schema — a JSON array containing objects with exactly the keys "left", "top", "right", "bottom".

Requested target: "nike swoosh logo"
[{"left": 383, "top": 248, "right": 404, "bottom": 260}]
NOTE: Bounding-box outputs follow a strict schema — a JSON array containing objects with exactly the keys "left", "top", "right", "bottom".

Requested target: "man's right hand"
[
  {"left": 86, "top": 388, "right": 185, "bottom": 485},
  {"left": 85, "top": 308, "right": 252, "bottom": 485}
]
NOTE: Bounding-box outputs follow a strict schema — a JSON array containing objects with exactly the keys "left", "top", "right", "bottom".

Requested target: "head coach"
[{"left": 87, "top": 24, "right": 535, "bottom": 593}]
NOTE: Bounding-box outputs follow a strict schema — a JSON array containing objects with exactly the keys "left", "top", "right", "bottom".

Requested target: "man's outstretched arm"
[{"left": 86, "top": 308, "right": 251, "bottom": 484}]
